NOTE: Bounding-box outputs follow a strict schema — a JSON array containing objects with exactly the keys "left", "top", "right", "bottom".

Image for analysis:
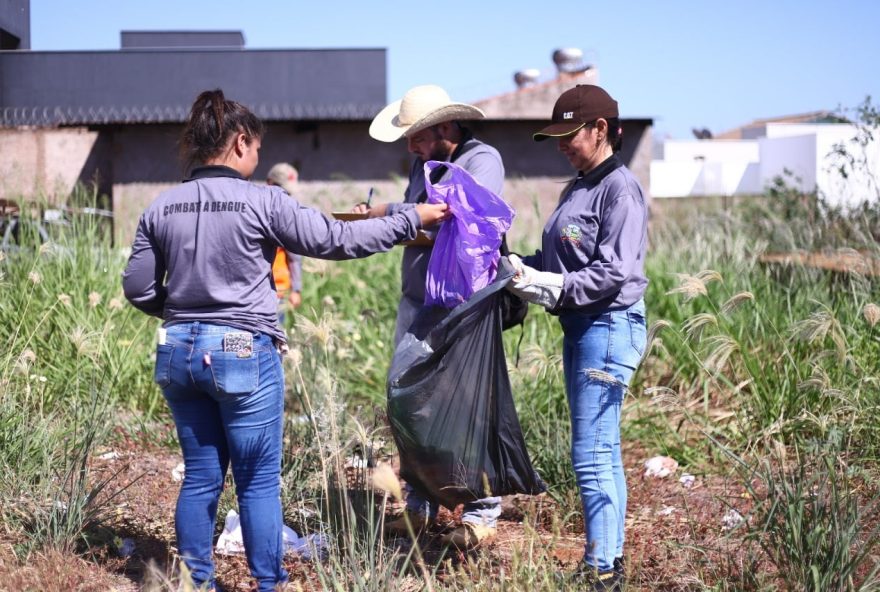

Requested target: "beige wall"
[
  {"left": 2, "top": 123, "right": 651, "bottom": 249},
  {"left": 0, "top": 127, "right": 99, "bottom": 201}
]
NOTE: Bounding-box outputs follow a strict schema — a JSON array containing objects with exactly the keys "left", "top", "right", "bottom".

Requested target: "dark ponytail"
[
  {"left": 179, "top": 89, "right": 264, "bottom": 172},
  {"left": 605, "top": 117, "right": 623, "bottom": 153}
]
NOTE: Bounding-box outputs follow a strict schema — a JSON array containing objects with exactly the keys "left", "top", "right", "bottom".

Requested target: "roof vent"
[
  {"left": 513, "top": 69, "right": 541, "bottom": 88},
  {"left": 552, "top": 48, "right": 591, "bottom": 75}
]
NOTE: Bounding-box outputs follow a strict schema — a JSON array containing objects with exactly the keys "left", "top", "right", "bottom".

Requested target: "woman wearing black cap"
[{"left": 506, "top": 84, "right": 648, "bottom": 590}]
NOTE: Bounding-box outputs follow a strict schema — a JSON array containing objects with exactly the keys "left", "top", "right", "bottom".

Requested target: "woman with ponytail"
[
  {"left": 505, "top": 85, "right": 648, "bottom": 591},
  {"left": 123, "top": 89, "right": 447, "bottom": 591}
]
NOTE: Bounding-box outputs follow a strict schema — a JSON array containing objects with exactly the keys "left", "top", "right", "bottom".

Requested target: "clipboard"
[{"left": 332, "top": 212, "right": 434, "bottom": 247}]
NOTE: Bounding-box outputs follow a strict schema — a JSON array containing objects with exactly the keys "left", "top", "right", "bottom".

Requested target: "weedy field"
[{"left": 1, "top": 177, "right": 879, "bottom": 591}]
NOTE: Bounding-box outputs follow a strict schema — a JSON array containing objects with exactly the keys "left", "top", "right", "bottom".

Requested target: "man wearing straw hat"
[{"left": 353, "top": 84, "right": 505, "bottom": 548}]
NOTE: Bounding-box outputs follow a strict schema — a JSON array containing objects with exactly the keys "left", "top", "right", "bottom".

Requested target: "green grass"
[{"left": 2, "top": 181, "right": 880, "bottom": 589}]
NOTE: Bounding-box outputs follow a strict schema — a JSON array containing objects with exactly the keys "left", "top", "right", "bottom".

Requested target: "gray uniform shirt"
[
  {"left": 522, "top": 154, "right": 648, "bottom": 314},
  {"left": 386, "top": 134, "right": 505, "bottom": 302},
  {"left": 122, "top": 166, "right": 421, "bottom": 342}
]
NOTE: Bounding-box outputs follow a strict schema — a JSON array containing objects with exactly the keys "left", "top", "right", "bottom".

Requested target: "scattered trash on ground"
[
  {"left": 344, "top": 455, "right": 368, "bottom": 469},
  {"left": 98, "top": 451, "right": 121, "bottom": 460},
  {"left": 644, "top": 456, "right": 679, "bottom": 478},
  {"left": 171, "top": 463, "right": 185, "bottom": 482},
  {"left": 658, "top": 505, "right": 676, "bottom": 516},
  {"left": 679, "top": 473, "right": 696, "bottom": 488},
  {"left": 215, "top": 510, "right": 327, "bottom": 561},
  {"left": 721, "top": 509, "right": 744, "bottom": 530}
]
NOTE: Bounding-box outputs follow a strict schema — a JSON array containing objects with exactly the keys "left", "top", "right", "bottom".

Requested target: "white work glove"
[{"left": 505, "top": 254, "right": 564, "bottom": 310}]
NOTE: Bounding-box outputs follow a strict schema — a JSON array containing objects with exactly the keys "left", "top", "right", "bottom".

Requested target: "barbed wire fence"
[{"left": 0, "top": 102, "right": 384, "bottom": 127}]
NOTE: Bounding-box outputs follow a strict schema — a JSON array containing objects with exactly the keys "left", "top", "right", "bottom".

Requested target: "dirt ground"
[{"left": 0, "top": 429, "right": 759, "bottom": 592}]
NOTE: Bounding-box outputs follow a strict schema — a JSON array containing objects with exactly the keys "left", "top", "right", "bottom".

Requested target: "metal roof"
[{"left": 0, "top": 48, "right": 386, "bottom": 127}]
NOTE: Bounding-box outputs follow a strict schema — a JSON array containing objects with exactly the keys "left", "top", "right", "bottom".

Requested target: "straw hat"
[{"left": 369, "top": 85, "right": 485, "bottom": 143}]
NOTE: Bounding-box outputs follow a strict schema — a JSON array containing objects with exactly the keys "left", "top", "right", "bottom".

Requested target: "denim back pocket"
[
  {"left": 210, "top": 352, "right": 260, "bottom": 395},
  {"left": 154, "top": 344, "right": 174, "bottom": 388},
  {"left": 627, "top": 310, "right": 648, "bottom": 357}
]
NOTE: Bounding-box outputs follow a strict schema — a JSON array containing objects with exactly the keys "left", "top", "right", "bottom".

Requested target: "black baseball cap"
[{"left": 533, "top": 84, "right": 619, "bottom": 142}]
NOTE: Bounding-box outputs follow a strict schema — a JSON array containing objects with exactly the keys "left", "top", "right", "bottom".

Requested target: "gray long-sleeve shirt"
[
  {"left": 522, "top": 154, "right": 648, "bottom": 314},
  {"left": 387, "top": 134, "right": 505, "bottom": 302},
  {"left": 122, "top": 166, "right": 421, "bottom": 342}
]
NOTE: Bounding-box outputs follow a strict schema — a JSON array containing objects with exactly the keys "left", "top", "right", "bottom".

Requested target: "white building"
[{"left": 651, "top": 113, "right": 880, "bottom": 208}]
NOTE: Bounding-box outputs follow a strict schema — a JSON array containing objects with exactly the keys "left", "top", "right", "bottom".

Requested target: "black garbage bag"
[{"left": 387, "top": 260, "right": 546, "bottom": 508}]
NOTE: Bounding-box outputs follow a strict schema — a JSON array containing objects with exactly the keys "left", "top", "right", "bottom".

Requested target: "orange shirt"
[{"left": 273, "top": 247, "right": 291, "bottom": 296}]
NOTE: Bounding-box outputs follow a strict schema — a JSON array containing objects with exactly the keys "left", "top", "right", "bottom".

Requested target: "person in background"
[
  {"left": 267, "top": 162, "right": 303, "bottom": 323},
  {"left": 122, "top": 88, "right": 448, "bottom": 592},
  {"left": 353, "top": 84, "right": 504, "bottom": 549},
  {"left": 506, "top": 85, "right": 648, "bottom": 591}
]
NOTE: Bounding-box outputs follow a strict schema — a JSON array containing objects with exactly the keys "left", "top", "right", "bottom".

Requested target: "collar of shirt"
[
  {"left": 576, "top": 153, "right": 624, "bottom": 188},
  {"left": 184, "top": 165, "right": 246, "bottom": 182}
]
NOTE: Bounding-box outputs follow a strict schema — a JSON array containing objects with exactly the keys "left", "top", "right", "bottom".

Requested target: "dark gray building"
[
  {"left": 1, "top": 1, "right": 652, "bottom": 244},
  {"left": 0, "top": 0, "right": 28, "bottom": 49}
]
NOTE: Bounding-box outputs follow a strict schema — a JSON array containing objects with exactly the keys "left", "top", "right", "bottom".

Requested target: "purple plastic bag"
[{"left": 423, "top": 160, "right": 515, "bottom": 308}]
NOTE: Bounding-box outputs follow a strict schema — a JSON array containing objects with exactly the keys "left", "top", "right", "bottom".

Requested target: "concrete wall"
[
  {"left": 814, "top": 126, "right": 880, "bottom": 207},
  {"left": 757, "top": 134, "right": 817, "bottom": 193},
  {"left": 111, "top": 176, "right": 574, "bottom": 248},
  {"left": 663, "top": 139, "right": 759, "bottom": 163},
  {"left": 652, "top": 123, "right": 880, "bottom": 205},
  {"left": 1, "top": 119, "right": 654, "bottom": 246},
  {"left": 651, "top": 159, "right": 761, "bottom": 197},
  {"left": 0, "top": 127, "right": 100, "bottom": 200}
]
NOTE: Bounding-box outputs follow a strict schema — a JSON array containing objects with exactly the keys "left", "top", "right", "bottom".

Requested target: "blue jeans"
[
  {"left": 560, "top": 300, "right": 646, "bottom": 572},
  {"left": 155, "top": 322, "right": 288, "bottom": 592}
]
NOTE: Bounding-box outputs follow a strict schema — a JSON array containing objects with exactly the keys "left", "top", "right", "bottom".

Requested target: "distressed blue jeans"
[
  {"left": 559, "top": 300, "right": 647, "bottom": 572},
  {"left": 155, "top": 322, "right": 288, "bottom": 592}
]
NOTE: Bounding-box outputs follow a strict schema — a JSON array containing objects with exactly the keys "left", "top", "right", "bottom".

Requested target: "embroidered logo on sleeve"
[{"left": 560, "top": 224, "right": 582, "bottom": 246}]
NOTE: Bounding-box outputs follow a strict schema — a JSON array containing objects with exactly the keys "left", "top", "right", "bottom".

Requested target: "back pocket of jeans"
[
  {"left": 210, "top": 352, "right": 259, "bottom": 395},
  {"left": 628, "top": 311, "right": 647, "bottom": 357},
  {"left": 154, "top": 344, "right": 174, "bottom": 388}
]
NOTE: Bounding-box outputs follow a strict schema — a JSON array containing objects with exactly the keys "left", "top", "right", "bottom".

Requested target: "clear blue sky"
[{"left": 29, "top": 0, "right": 880, "bottom": 139}]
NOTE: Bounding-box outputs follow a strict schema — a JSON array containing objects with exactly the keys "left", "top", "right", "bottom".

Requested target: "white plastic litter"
[
  {"left": 679, "top": 473, "right": 696, "bottom": 488},
  {"left": 98, "top": 451, "right": 121, "bottom": 460},
  {"left": 171, "top": 462, "right": 185, "bottom": 482},
  {"left": 345, "top": 455, "right": 368, "bottom": 469},
  {"left": 658, "top": 505, "right": 676, "bottom": 516},
  {"left": 644, "top": 456, "right": 679, "bottom": 478},
  {"left": 721, "top": 509, "right": 744, "bottom": 530},
  {"left": 215, "top": 510, "right": 327, "bottom": 561}
]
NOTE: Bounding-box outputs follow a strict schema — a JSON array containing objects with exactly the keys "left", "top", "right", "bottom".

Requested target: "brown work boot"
[
  {"left": 385, "top": 511, "right": 432, "bottom": 537},
  {"left": 441, "top": 522, "right": 496, "bottom": 549}
]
